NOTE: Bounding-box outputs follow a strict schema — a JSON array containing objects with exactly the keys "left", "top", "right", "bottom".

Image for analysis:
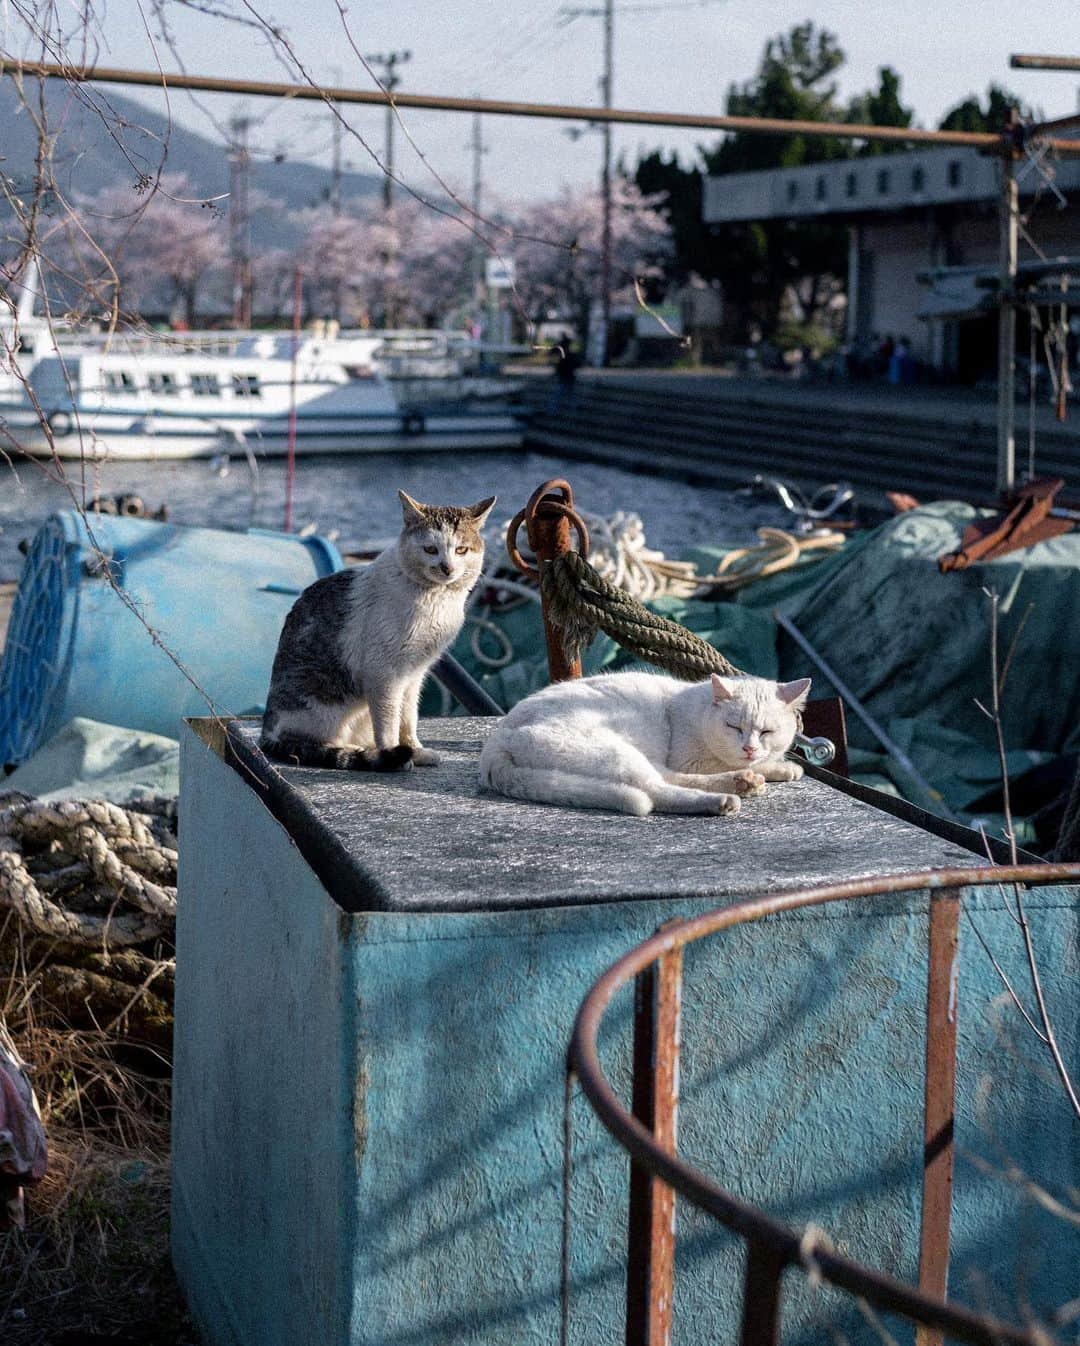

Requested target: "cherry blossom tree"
[
  {"left": 72, "top": 173, "right": 229, "bottom": 326},
  {"left": 509, "top": 178, "right": 672, "bottom": 339},
  {"left": 297, "top": 200, "right": 478, "bottom": 328}
]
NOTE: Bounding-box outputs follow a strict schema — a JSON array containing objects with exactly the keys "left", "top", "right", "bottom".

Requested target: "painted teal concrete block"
[{"left": 173, "top": 720, "right": 1078, "bottom": 1346}]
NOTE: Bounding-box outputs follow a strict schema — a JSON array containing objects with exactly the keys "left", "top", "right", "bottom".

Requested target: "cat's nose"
[{"left": 439, "top": 562, "right": 451, "bottom": 576}]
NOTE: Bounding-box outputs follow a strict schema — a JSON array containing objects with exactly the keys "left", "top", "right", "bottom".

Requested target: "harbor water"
[{"left": 0, "top": 448, "right": 787, "bottom": 579}]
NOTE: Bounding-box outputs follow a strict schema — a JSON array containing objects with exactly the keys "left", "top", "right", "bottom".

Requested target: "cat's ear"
[
  {"left": 710, "top": 674, "right": 736, "bottom": 702},
  {"left": 777, "top": 677, "right": 812, "bottom": 709},
  {"left": 398, "top": 490, "right": 427, "bottom": 526},
  {"left": 468, "top": 495, "right": 497, "bottom": 526}
]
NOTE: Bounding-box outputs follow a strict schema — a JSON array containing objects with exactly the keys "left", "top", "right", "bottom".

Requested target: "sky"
[{"left": 9, "top": 0, "right": 1079, "bottom": 206}]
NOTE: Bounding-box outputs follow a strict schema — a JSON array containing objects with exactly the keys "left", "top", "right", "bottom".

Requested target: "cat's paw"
[
  {"left": 366, "top": 746, "right": 414, "bottom": 773},
  {"left": 761, "top": 759, "right": 803, "bottom": 782},
  {"left": 730, "top": 769, "right": 766, "bottom": 796},
  {"left": 706, "top": 792, "right": 741, "bottom": 816},
  {"left": 409, "top": 746, "right": 442, "bottom": 767}
]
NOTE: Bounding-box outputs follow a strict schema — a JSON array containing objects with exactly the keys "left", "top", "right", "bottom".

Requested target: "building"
[{"left": 702, "top": 146, "right": 1080, "bottom": 380}]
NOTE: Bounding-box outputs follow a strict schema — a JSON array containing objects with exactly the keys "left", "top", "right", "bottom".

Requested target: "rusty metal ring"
[
  {"left": 525, "top": 477, "right": 575, "bottom": 514},
  {"left": 528, "top": 498, "right": 591, "bottom": 560},
  {"left": 505, "top": 507, "right": 539, "bottom": 580}
]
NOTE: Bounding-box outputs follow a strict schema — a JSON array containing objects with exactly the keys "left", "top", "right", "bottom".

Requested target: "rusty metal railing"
[{"left": 567, "top": 863, "right": 1080, "bottom": 1346}]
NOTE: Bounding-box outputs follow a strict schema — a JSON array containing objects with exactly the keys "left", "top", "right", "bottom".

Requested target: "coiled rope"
[
  {"left": 701, "top": 527, "right": 846, "bottom": 595},
  {"left": 0, "top": 798, "right": 177, "bottom": 947}
]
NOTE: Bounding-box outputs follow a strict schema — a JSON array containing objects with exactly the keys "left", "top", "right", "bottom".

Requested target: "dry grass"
[{"left": 1, "top": 932, "right": 197, "bottom": 1345}]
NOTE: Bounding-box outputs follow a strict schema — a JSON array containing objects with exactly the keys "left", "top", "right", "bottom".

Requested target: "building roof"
[{"left": 703, "top": 145, "right": 1080, "bottom": 224}]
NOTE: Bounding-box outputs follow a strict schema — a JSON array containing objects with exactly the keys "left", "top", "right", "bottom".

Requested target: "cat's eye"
[
  {"left": 455, "top": 545, "right": 469, "bottom": 555},
  {"left": 423, "top": 545, "right": 438, "bottom": 555}
]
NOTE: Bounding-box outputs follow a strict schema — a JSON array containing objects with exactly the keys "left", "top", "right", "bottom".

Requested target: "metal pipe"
[
  {"left": 569, "top": 863, "right": 1080, "bottom": 1346},
  {"left": 7, "top": 60, "right": 1080, "bottom": 152},
  {"left": 915, "top": 888, "right": 961, "bottom": 1346},
  {"left": 1010, "top": 53, "right": 1080, "bottom": 72},
  {"left": 431, "top": 653, "right": 504, "bottom": 717},
  {"left": 774, "top": 611, "right": 956, "bottom": 819},
  {"left": 997, "top": 146, "right": 1019, "bottom": 495},
  {"left": 626, "top": 943, "right": 681, "bottom": 1346}
]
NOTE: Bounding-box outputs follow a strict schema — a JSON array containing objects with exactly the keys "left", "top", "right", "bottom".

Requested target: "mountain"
[{"left": 0, "top": 77, "right": 381, "bottom": 250}]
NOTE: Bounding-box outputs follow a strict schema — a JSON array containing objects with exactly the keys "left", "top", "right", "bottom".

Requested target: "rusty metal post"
[
  {"left": 916, "top": 887, "right": 961, "bottom": 1346},
  {"left": 626, "top": 942, "right": 682, "bottom": 1346},
  {"left": 506, "top": 479, "right": 590, "bottom": 684},
  {"left": 801, "top": 697, "right": 849, "bottom": 778}
]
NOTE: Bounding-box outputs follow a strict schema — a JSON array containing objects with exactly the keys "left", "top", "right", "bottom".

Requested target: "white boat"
[{"left": 0, "top": 331, "right": 523, "bottom": 460}]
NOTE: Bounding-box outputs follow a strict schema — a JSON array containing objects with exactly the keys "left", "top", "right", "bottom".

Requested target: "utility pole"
[
  {"left": 364, "top": 50, "right": 411, "bottom": 209},
  {"left": 600, "top": 0, "right": 613, "bottom": 368},
  {"left": 560, "top": 4, "right": 614, "bottom": 365},
  {"left": 228, "top": 113, "right": 252, "bottom": 329},
  {"left": 996, "top": 111, "right": 1019, "bottom": 495},
  {"left": 469, "top": 109, "right": 488, "bottom": 334},
  {"left": 330, "top": 71, "right": 343, "bottom": 217}
]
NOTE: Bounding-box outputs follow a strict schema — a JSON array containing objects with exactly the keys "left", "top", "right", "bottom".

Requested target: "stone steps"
[{"left": 522, "top": 382, "right": 1079, "bottom": 501}]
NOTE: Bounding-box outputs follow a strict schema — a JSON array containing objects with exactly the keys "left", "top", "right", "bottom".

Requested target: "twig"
[{"left": 979, "top": 588, "right": 1080, "bottom": 1120}]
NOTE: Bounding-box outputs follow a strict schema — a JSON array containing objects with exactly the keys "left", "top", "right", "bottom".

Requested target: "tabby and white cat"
[
  {"left": 479, "top": 670, "right": 811, "bottom": 816},
  {"left": 261, "top": 490, "right": 496, "bottom": 770}
]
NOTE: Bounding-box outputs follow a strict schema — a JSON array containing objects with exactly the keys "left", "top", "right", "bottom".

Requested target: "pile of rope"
[
  {"left": 571, "top": 510, "right": 700, "bottom": 602},
  {"left": 696, "top": 526, "right": 846, "bottom": 596},
  {"left": 0, "top": 798, "right": 176, "bottom": 949},
  {"left": 0, "top": 796, "right": 177, "bottom": 1046}
]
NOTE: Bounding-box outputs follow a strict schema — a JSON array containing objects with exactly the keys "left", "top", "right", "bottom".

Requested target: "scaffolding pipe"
[
  {"left": 1010, "top": 53, "right": 1080, "bottom": 72},
  {"left": 996, "top": 151, "right": 1019, "bottom": 495},
  {"left": 5, "top": 60, "right": 1080, "bottom": 153}
]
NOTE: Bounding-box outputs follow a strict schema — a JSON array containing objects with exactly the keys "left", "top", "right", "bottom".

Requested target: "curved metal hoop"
[
  {"left": 568, "top": 862, "right": 1080, "bottom": 1346},
  {"left": 505, "top": 478, "right": 591, "bottom": 582}
]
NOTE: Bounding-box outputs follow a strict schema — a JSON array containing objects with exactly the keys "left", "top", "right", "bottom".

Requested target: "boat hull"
[{"left": 0, "top": 410, "right": 524, "bottom": 459}]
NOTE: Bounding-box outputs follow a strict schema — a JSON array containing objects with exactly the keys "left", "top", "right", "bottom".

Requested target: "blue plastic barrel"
[{"left": 0, "top": 512, "right": 342, "bottom": 764}]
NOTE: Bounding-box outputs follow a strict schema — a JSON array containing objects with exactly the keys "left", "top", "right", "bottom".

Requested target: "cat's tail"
[
  {"left": 262, "top": 733, "right": 413, "bottom": 773},
  {"left": 479, "top": 740, "right": 653, "bottom": 816}
]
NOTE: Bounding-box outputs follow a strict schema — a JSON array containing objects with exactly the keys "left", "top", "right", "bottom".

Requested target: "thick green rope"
[{"left": 540, "top": 550, "right": 742, "bottom": 681}]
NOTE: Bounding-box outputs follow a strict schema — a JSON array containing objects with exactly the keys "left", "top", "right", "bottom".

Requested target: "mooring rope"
[
  {"left": 540, "top": 549, "right": 743, "bottom": 679},
  {"left": 0, "top": 798, "right": 177, "bottom": 947}
]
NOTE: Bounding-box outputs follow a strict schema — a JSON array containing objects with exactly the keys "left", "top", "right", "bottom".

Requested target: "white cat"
[{"left": 479, "top": 670, "right": 811, "bottom": 816}]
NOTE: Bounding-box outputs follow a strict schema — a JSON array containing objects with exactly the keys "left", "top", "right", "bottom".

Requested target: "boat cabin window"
[
  {"left": 148, "top": 371, "right": 179, "bottom": 395},
  {"left": 191, "top": 372, "right": 221, "bottom": 396},
  {"left": 103, "top": 370, "right": 138, "bottom": 392},
  {"left": 232, "top": 373, "right": 262, "bottom": 398}
]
